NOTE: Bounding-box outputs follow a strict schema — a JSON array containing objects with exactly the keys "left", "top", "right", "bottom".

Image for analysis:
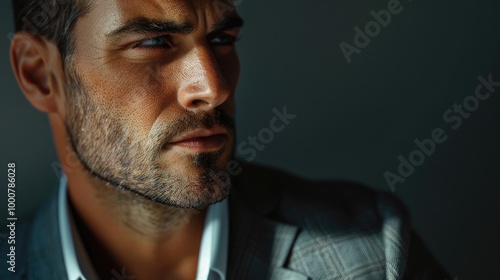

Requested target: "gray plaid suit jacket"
[{"left": 1, "top": 163, "right": 450, "bottom": 279}]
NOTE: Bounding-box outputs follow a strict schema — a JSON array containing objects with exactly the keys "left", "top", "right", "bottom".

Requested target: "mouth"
[{"left": 167, "top": 127, "right": 228, "bottom": 152}]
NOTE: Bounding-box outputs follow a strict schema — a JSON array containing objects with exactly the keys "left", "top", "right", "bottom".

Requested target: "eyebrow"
[
  {"left": 106, "top": 15, "right": 244, "bottom": 40},
  {"left": 212, "top": 16, "right": 244, "bottom": 33}
]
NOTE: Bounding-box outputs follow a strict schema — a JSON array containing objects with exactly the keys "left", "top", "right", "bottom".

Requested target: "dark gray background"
[{"left": 2, "top": 0, "right": 500, "bottom": 278}]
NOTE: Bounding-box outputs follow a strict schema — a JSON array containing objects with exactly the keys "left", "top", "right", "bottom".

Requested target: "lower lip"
[{"left": 169, "top": 134, "right": 227, "bottom": 151}]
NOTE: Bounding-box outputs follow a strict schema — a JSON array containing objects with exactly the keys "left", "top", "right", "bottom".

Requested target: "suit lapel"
[{"left": 227, "top": 163, "right": 310, "bottom": 280}]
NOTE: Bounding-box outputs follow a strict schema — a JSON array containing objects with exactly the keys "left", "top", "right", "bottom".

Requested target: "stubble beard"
[{"left": 63, "top": 62, "right": 235, "bottom": 229}]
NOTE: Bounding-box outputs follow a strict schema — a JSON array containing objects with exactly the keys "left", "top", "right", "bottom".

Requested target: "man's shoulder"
[
  {"left": 230, "top": 162, "right": 415, "bottom": 278},
  {"left": 232, "top": 161, "right": 409, "bottom": 225},
  {"left": 230, "top": 162, "right": 451, "bottom": 279}
]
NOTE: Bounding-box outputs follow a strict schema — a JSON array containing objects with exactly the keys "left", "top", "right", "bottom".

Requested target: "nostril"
[{"left": 192, "top": 99, "right": 203, "bottom": 106}]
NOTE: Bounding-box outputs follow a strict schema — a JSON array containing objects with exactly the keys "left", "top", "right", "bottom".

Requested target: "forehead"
[{"left": 83, "top": 0, "right": 236, "bottom": 33}]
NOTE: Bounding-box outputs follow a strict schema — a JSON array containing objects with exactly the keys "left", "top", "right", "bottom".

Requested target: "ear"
[{"left": 10, "top": 32, "right": 65, "bottom": 114}]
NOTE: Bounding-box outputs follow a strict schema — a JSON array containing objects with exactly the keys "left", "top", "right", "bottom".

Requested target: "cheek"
[
  {"left": 76, "top": 61, "right": 182, "bottom": 134},
  {"left": 217, "top": 52, "right": 240, "bottom": 92}
]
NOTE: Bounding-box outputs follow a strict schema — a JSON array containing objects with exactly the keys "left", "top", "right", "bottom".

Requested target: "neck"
[{"left": 67, "top": 169, "right": 206, "bottom": 280}]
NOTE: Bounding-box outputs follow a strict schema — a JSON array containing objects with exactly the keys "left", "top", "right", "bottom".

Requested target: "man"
[{"left": 1, "top": 0, "right": 450, "bottom": 279}]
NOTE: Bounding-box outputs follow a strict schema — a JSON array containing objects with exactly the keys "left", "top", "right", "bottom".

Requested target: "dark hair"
[{"left": 11, "top": 0, "right": 91, "bottom": 59}]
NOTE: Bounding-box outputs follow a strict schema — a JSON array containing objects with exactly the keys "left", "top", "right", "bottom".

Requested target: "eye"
[
  {"left": 134, "top": 36, "right": 173, "bottom": 48},
  {"left": 209, "top": 34, "right": 239, "bottom": 46}
]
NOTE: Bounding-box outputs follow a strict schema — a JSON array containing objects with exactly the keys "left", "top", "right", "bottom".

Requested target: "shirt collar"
[
  {"left": 57, "top": 174, "right": 229, "bottom": 280},
  {"left": 196, "top": 193, "right": 229, "bottom": 280}
]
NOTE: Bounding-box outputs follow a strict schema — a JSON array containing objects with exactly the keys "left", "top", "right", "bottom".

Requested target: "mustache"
[{"left": 150, "top": 107, "right": 235, "bottom": 150}]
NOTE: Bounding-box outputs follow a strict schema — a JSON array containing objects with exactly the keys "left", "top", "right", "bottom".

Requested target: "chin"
[{"left": 143, "top": 151, "right": 232, "bottom": 207}]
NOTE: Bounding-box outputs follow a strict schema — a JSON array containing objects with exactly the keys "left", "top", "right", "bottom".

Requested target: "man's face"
[{"left": 64, "top": 0, "right": 242, "bottom": 208}]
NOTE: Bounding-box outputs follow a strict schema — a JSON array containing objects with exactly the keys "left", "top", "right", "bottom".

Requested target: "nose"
[{"left": 177, "top": 46, "right": 231, "bottom": 111}]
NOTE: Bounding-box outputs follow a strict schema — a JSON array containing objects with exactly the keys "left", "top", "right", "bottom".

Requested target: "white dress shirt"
[{"left": 57, "top": 175, "right": 229, "bottom": 280}]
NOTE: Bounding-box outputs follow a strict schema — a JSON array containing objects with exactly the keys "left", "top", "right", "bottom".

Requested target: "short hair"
[{"left": 11, "top": 0, "right": 92, "bottom": 59}]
